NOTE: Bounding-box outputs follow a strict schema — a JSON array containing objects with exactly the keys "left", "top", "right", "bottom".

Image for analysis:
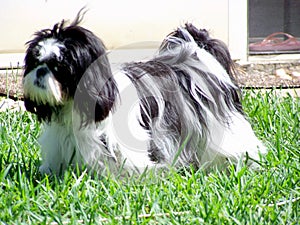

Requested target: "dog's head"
[{"left": 23, "top": 10, "right": 117, "bottom": 122}]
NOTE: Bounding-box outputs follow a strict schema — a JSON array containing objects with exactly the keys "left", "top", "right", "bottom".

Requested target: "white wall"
[
  {"left": 0, "top": 0, "right": 247, "bottom": 67},
  {"left": 228, "top": 0, "right": 248, "bottom": 61}
]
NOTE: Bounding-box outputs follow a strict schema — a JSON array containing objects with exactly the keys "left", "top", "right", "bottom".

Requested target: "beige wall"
[
  {"left": 0, "top": 0, "right": 248, "bottom": 67},
  {"left": 0, "top": 0, "right": 230, "bottom": 51}
]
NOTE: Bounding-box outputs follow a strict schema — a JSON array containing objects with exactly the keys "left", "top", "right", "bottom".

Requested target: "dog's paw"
[{"left": 39, "top": 164, "right": 52, "bottom": 175}]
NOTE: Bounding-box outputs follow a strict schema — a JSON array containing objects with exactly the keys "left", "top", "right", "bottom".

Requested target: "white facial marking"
[
  {"left": 23, "top": 64, "right": 63, "bottom": 105},
  {"left": 38, "top": 38, "right": 64, "bottom": 61}
]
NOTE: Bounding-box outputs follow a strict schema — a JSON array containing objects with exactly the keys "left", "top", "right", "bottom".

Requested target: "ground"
[
  {"left": 237, "top": 61, "right": 300, "bottom": 88},
  {"left": 0, "top": 62, "right": 300, "bottom": 99}
]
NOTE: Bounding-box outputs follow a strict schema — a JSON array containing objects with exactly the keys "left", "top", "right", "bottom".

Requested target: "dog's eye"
[
  {"left": 58, "top": 55, "right": 63, "bottom": 62},
  {"left": 47, "top": 60, "right": 59, "bottom": 73}
]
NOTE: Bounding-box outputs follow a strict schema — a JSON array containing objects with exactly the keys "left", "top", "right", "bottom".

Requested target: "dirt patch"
[
  {"left": 1, "top": 62, "right": 300, "bottom": 99},
  {"left": 236, "top": 61, "right": 300, "bottom": 88},
  {"left": 0, "top": 70, "right": 23, "bottom": 99}
]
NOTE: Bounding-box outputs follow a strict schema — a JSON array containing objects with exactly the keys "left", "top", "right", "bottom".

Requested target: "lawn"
[{"left": 0, "top": 90, "right": 299, "bottom": 224}]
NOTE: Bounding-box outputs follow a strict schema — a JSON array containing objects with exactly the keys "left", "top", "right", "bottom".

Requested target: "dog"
[{"left": 23, "top": 11, "right": 267, "bottom": 175}]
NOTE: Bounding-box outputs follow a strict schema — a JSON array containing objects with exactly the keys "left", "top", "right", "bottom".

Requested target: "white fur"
[
  {"left": 104, "top": 72, "right": 155, "bottom": 171},
  {"left": 39, "top": 101, "right": 117, "bottom": 175},
  {"left": 201, "top": 111, "right": 267, "bottom": 169},
  {"left": 39, "top": 96, "right": 155, "bottom": 175},
  {"left": 23, "top": 64, "right": 63, "bottom": 105},
  {"left": 37, "top": 38, "right": 64, "bottom": 61}
]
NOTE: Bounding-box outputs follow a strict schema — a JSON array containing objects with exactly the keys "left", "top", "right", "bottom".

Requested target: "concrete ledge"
[{"left": 0, "top": 53, "right": 25, "bottom": 69}]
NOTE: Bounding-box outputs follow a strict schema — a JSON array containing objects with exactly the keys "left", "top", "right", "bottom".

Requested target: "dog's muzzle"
[{"left": 34, "top": 66, "right": 50, "bottom": 89}]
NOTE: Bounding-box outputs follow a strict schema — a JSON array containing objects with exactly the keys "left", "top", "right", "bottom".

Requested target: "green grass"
[{"left": 0, "top": 90, "right": 299, "bottom": 224}]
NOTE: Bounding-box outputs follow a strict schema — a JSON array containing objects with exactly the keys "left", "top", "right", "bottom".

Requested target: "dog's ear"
[
  {"left": 74, "top": 55, "right": 119, "bottom": 124},
  {"left": 56, "top": 24, "right": 119, "bottom": 124}
]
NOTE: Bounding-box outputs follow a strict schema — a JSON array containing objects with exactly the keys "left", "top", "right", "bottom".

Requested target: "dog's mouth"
[{"left": 23, "top": 64, "right": 64, "bottom": 105}]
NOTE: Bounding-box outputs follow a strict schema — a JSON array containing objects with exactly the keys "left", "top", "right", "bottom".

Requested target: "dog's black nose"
[{"left": 36, "top": 67, "right": 49, "bottom": 78}]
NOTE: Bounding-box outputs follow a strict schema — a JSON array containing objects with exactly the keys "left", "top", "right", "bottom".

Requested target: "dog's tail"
[
  {"left": 162, "top": 23, "right": 237, "bottom": 80},
  {"left": 160, "top": 23, "right": 243, "bottom": 114}
]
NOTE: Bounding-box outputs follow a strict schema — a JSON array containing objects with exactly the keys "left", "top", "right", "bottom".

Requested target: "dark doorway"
[{"left": 249, "top": 0, "right": 300, "bottom": 54}]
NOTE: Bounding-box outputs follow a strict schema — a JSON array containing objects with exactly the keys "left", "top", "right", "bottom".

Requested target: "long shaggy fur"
[{"left": 23, "top": 12, "right": 267, "bottom": 175}]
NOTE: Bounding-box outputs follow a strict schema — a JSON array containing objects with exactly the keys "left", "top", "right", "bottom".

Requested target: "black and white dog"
[{"left": 23, "top": 12, "right": 266, "bottom": 175}]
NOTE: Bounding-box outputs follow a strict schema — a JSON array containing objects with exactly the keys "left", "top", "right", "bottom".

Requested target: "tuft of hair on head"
[
  {"left": 70, "top": 7, "right": 88, "bottom": 27},
  {"left": 27, "top": 7, "right": 89, "bottom": 43},
  {"left": 51, "top": 7, "right": 88, "bottom": 36}
]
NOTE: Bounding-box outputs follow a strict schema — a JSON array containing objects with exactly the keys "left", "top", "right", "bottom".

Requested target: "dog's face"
[
  {"left": 23, "top": 38, "right": 69, "bottom": 106},
  {"left": 23, "top": 21, "right": 117, "bottom": 122}
]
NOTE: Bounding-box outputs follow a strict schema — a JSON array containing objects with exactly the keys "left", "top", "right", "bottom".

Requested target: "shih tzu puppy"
[{"left": 23, "top": 12, "right": 266, "bottom": 175}]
